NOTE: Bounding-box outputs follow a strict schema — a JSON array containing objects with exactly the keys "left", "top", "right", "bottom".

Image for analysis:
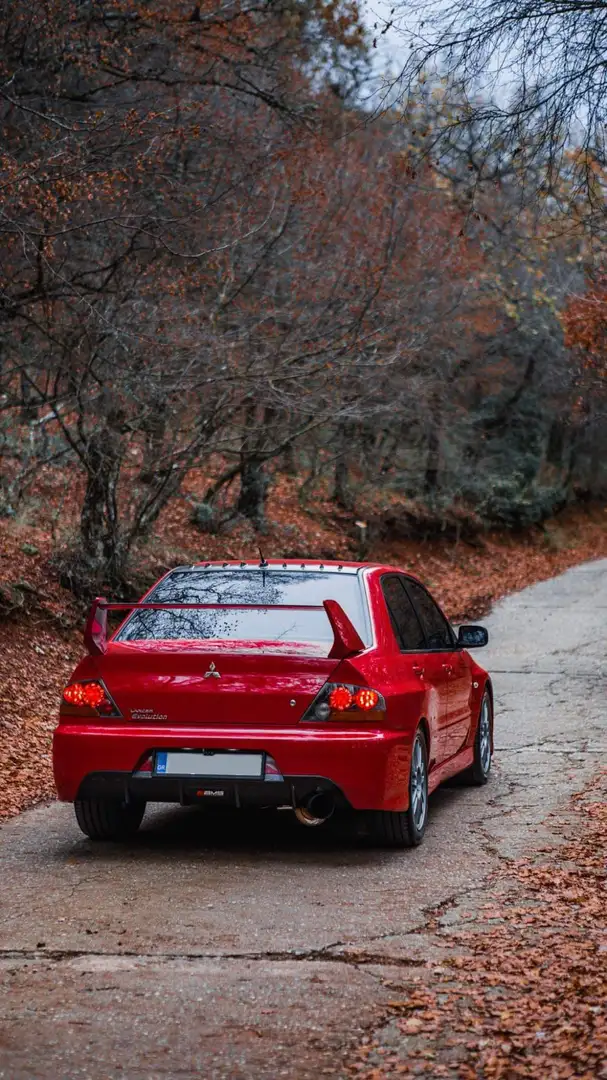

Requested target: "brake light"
[
  {"left": 63, "top": 682, "right": 105, "bottom": 708},
  {"left": 302, "top": 683, "right": 386, "bottom": 722},
  {"left": 328, "top": 686, "right": 354, "bottom": 711},
  {"left": 61, "top": 680, "right": 121, "bottom": 717},
  {"left": 62, "top": 683, "right": 87, "bottom": 706},
  {"left": 354, "top": 688, "right": 380, "bottom": 711}
]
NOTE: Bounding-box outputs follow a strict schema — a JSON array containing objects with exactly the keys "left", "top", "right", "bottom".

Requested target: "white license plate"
[{"left": 154, "top": 751, "right": 264, "bottom": 779}]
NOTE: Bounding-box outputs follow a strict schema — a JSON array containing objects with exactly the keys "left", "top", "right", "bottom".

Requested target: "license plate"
[{"left": 154, "top": 751, "right": 264, "bottom": 779}]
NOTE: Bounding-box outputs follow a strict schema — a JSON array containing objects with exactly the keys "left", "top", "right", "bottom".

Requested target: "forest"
[
  {"left": 1, "top": 8, "right": 606, "bottom": 1074},
  {"left": 1, "top": 0, "right": 606, "bottom": 596}
]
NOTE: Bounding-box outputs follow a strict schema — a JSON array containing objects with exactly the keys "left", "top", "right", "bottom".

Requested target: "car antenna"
[{"left": 259, "top": 546, "right": 268, "bottom": 585}]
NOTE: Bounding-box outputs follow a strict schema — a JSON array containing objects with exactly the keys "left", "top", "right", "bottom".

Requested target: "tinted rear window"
[{"left": 116, "top": 570, "right": 371, "bottom": 645}]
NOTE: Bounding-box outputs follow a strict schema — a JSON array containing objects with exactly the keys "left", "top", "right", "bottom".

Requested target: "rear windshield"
[{"left": 115, "top": 569, "right": 371, "bottom": 645}]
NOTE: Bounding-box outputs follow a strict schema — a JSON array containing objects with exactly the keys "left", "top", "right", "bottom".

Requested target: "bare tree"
[{"left": 383, "top": 0, "right": 607, "bottom": 221}]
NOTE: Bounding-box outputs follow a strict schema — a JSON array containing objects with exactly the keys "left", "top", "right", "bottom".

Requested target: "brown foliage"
[
  {"left": 562, "top": 271, "right": 607, "bottom": 381},
  {"left": 347, "top": 772, "right": 607, "bottom": 1078}
]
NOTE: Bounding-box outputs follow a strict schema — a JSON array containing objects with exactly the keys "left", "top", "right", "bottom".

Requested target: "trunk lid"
[{"left": 100, "top": 640, "right": 339, "bottom": 727}]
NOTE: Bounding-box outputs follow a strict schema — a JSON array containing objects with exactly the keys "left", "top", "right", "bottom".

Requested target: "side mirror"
[
  {"left": 457, "top": 624, "right": 488, "bottom": 649},
  {"left": 84, "top": 597, "right": 108, "bottom": 655}
]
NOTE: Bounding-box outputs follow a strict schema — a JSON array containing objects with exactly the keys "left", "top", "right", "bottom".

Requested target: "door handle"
[{"left": 412, "top": 664, "right": 425, "bottom": 677}]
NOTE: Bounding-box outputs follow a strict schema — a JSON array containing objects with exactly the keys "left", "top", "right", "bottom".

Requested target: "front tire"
[
  {"left": 368, "top": 727, "right": 429, "bottom": 849},
  {"left": 461, "top": 691, "right": 493, "bottom": 785},
  {"left": 74, "top": 798, "right": 146, "bottom": 841}
]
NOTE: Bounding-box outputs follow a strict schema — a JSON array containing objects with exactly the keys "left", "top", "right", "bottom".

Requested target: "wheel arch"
[
  {"left": 484, "top": 677, "right": 494, "bottom": 709},
  {"left": 417, "top": 716, "right": 431, "bottom": 760},
  {"left": 483, "top": 678, "right": 494, "bottom": 752}
]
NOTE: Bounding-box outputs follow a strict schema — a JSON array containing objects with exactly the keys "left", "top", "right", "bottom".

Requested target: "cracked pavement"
[{"left": 1, "top": 558, "right": 606, "bottom": 1079}]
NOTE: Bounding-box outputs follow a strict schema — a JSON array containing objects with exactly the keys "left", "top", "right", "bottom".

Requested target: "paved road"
[{"left": 1, "top": 559, "right": 606, "bottom": 1080}]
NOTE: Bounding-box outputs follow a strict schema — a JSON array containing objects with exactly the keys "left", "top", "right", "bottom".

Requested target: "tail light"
[
  {"left": 133, "top": 752, "right": 154, "bottom": 776},
  {"left": 302, "top": 683, "right": 386, "bottom": 722},
  {"left": 328, "top": 685, "right": 354, "bottom": 710},
  {"left": 60, "top": 679, "right": 121, "bottom": 718},
  {"left": 264, "top": 755, "right": 284, "bottom": 782}
]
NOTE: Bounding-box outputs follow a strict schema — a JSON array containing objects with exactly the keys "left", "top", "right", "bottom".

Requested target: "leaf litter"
[{"left": 346, "top": 772, "right": 607, "bottom": 1079}]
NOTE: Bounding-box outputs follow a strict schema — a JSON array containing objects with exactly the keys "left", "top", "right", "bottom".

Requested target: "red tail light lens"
[
  {"left": 83, "top": 683, "right": 105, "bottom": 707},
  {"left": 328, "top": 686, "right": 354, "bottom": 711},
  {"left": 303, "top": 683, "right": 386, "bottom": 721},
  {"left": 62, "top": 683, "right": 88, "bottom": 706},
  {"left": 61, "top": 680, "right": 121, "bottom": 717},
  {"left": 354, "top": 688, "right": 380, "bottom": 711}
]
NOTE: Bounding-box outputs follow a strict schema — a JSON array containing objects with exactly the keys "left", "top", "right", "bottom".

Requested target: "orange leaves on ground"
[{"left": 348, "top": 777, "right": 607, "bottom": 1078}]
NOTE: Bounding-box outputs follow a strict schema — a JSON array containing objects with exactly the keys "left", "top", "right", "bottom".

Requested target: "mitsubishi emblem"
[{"left": 204, "top": 661, "right": 221, "bottom": 679}]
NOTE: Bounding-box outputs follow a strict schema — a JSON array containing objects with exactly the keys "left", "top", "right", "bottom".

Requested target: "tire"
[
  {"left": 74, "top": 798, "right": 146, "bottom": 841},
  {"left": 460, "top": 690, "right": 493, "bottom": 786},
  {"left": 367, "top": 727, "right": 429, "bottom": 849}
]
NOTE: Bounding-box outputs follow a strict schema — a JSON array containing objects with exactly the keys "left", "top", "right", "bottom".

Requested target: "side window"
[
  {"left": 404, "top": 581, "right": 454, "bottom": 649},
  {"left": 381, "top": 576, "right": 426, "bottom": 651}
]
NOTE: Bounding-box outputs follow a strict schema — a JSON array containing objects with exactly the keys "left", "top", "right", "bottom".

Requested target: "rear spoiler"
[{"left": 84, "top": 596, "right": 365, "bottom": 661}]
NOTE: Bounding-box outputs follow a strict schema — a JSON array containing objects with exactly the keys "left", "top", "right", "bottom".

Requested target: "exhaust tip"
[{"left": 294, "top": 791, "right": 335, "bottom": 826}]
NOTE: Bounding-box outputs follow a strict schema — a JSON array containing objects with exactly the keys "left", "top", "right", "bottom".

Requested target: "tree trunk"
[
  {"left": 333, "top": 421, "right": 356, "bottom": 510},
  {"left": 140, "top": 400, "right": 167, "bottom": 482},
  {"left": 20, "top": 370, "right": 38, "bottom": 423},
  {"left": 334, "top": 459, "right": 353, "bottom": 510},
  {"left": 282, "top": 438, "right": 298, "bottom": 477},
  {"left": 236, "top": 402, "right": 273, "bottom": 528},
  {"left": 237, "top": 456, "right": 269, "bottom": 528},
  {"left": 423, "top": 424, "right": 440, "bottom": 496},
  {"left": 80, "top": 428, "right": 125, "bottom": 584}
]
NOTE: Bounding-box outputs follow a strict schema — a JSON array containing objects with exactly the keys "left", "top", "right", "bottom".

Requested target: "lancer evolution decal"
[{"left": 131, "top": 708, "right": 168, "bottom": 721}]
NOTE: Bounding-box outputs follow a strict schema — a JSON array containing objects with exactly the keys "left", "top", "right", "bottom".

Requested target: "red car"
[{"left": 53, "top": 560, "right": 493, "bottom": 847}]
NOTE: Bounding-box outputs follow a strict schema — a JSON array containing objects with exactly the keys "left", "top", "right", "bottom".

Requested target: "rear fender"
[
  {"left": 62, "top": 655, "right": 102, "bottom": 686},
  {"left": 466, "top": 667, "right": 492, "bottom": 749},
  {"left": 335, "top": 655, "right": 432, "bottom": 744}
]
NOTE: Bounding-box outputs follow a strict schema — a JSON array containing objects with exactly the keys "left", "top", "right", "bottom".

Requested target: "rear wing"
[{"left": 84, "top": 596, "right": 365, "bottom": 661}]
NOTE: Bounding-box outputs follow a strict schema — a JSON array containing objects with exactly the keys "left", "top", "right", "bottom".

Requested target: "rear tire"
[
  {"left": 367, "top": 728, "right": 428, "bottom": 849},
  {"left": 74, "top": 798, "right": 146, "bottom": 841},
  {"left": 460, "top": 690, "right": 493, "bottom": 785}
]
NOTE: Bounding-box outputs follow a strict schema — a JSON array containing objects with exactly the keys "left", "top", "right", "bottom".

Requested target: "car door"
[
  {"left": 403, "top": 579, "right": 471, "bottom": 760},
  {"left": 445, "top": 647, "right": 475, "bottom": 754},
  {"left": 381, "top": 575, "right": 452, "bottom": 770}
]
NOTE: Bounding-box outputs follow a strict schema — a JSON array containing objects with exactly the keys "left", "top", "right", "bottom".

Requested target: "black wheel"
[
  {"left": 74, "top": 798, "right": 146, "bottom": 841},
  {"left": 461, "top": 690, "right": 493, "bottom": 785},
  {"left": 368, "top": 727, "right": 429, "bottom": 848}
]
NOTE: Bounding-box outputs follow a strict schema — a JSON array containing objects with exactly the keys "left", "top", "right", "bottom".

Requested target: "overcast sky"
[
  {"left": 362, "top": 0, "right": 409, "bottom": 73},
  {"left": 360, "top": 0, "right": 516, "bottom": 108}
]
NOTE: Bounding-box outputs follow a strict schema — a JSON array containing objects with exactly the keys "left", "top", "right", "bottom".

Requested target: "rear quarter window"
[{"left": 404, "top": 580, "right": 455, "bottom": 649}]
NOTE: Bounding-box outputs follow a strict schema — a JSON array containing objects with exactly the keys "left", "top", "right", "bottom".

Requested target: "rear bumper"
[
  {"left": 75, "top": 772, "right": 348, "bottom": 812},
  {"left": 53, "top": 722, "right": 412, "bottom": 811}
]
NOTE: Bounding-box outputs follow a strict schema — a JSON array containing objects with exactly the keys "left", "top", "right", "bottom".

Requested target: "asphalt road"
[{"left": 1, "top": 559, "right": 606, "bottom": 1080}]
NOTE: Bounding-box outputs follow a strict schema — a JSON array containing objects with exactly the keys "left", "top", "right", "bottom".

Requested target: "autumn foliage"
[
  {"left": 348, "top": 773, "right": 607, "bottom": 1079},
  {"left": 562, "top": 271, "right": 607, "bottom": 380},
  {"left": 0, "top": 0, "right": 605, "bottom": 596}
]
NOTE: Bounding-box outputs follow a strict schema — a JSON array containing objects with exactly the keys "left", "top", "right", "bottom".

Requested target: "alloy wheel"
[
  {"left": 479, "top": 696, "right": 492, "bottom": 774},
  {"left": 410, "top": 735, "right": 428, "bottom": 832}
]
